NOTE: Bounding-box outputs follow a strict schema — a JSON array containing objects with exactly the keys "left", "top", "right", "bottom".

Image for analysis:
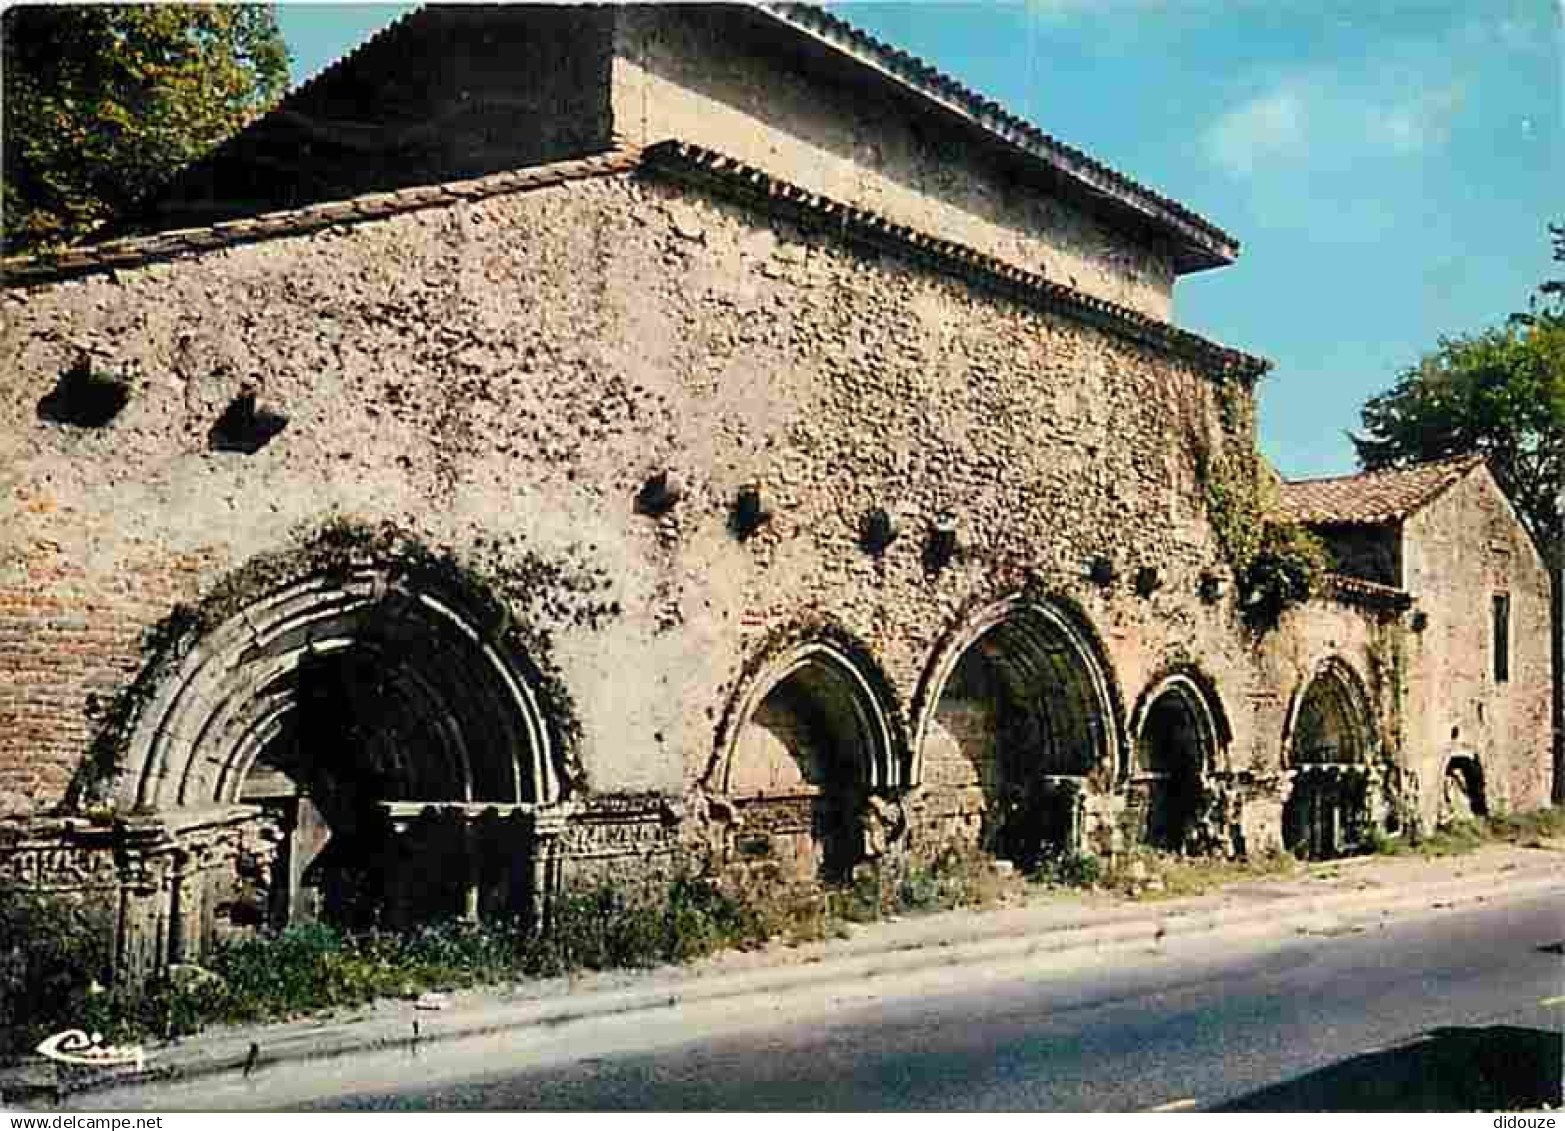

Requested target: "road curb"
[{"left": 9, "top": 856, "right": 1562, "bottom": 1104}]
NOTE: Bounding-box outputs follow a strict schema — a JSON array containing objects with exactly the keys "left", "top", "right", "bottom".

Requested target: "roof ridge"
[
  {"left": 1283, "top": 451, "right": 1484, "bottom": 487},
  {"left": 284, "top": 4, "right": 430, "bottom": 103}
]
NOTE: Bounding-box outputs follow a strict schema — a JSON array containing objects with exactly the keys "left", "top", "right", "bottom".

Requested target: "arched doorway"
[
  {"left": 1282, "top": 659, "right": 1373, "bottom": 860},
  {"left": 718, "top": 640, "right": 898, "bottom": 886},
  {"left": 1132, "top": 674, "right": 1225, "bottom": 851},
  {"left": 918, "top": 598, "right": 1118, "bottom": 869},
  {"left": 117, "top": 567, "right": 561, "bottom": 972},
  {"left": 1440, "top": 755, "right": 1487, "bottom": 825}
]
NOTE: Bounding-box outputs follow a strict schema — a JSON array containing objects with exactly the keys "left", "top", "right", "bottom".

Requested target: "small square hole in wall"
[
  {"left": 210, "top": 389, "right": 288, "bottom": 454},
  {"left": 36, "top": 358, "right": 130, "bottom": 428}
]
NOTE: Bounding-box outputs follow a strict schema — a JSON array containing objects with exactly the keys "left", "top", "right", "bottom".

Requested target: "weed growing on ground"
[
  {"left": 1089, "top": 847, "right": 1298, "bottom": 901},
  {"left": 0, "top": 876, "right": 774, "bottom": 1054},
  {"left": 0, "top": 889, "right": 114, "bottom": 1058},
  {"left": 1370, "top": 806, "right": 1565, "bottom": 859}
]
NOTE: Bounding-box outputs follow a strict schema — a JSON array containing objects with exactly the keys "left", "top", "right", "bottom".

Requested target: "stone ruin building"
[{"left": 0, "top": 3, "right": 1552, "bottom": 984}]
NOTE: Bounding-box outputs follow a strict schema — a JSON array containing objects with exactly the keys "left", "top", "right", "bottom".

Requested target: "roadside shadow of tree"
[{"left": 1215, "top": 1026, "right": 1561, "bottom": 1112}]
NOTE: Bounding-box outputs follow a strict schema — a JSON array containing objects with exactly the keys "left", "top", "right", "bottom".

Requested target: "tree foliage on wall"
[
  {"left": 1352, "top": 223, "right": 1565, "bottom": 565},
  {"left": 2, "top": 4, "right": 289, "bottom": 255}
]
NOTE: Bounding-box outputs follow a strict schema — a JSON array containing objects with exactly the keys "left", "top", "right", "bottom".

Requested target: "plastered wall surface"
[
  {"left": 1401, "top": 472, "right": 1552, "bottom": 815},
  {"left": 1, "top": 169, "right": 1246, "bottom": 823},
  {"left": 612, "top": 7, "right": 1178, "bottom": 320}
]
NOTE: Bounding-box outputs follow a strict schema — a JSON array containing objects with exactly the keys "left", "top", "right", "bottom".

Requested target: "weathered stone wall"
[
  {"left": 611, "top": 7, "right": 1178, "bottom": 319},
  {"left": 1401, "top": 471, "right": 1552, "bottom": 817},
  {"left": 1, "top": 167, "right": 1253, "bottom": 853},
  {"left": 1257, "top": 594, "right": 1411, "bottom": 852}
]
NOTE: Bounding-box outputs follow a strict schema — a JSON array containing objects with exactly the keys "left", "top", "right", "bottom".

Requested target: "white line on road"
[{"left": 1146, "top": 1098, "right": 1199, "bottom": 1112}]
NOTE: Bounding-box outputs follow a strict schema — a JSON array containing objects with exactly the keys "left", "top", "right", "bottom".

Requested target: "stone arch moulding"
[
  {"left": 1281, "top": 654, "right": 1376, "bottom": 769},
  {"left": 1280, "top": 654, "right": 1380, "bottom": 861},
  {"left": 119, "top": 568, "right": 564, "bottom": 814},
  {"left": 709, "top": 635, "right": 906, "bottom": 796},
  {"left": 1127, "top": 666, "right": 1232, "bottom": 781},
  {"left": 910, "top": 592, "right": 1125, "bottom": 790}
]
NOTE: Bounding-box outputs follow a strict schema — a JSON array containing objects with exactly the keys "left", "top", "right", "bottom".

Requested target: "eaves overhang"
[{"left": 752, "top": 2, "right": 1240, "bottom": 275}]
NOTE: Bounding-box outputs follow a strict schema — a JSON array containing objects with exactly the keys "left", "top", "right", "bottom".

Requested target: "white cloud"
[
  {"left": 1205, "top": 87, "right": 1307, "bottom": 177},
  {"left": 1204, "top": 73, "right": 1467, "bottom": 179}
]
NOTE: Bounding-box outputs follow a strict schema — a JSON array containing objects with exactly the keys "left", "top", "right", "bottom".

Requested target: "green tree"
[
  {"left": 1353, "top": 224, "right": 1565, "bottom": 803},
  {"left": 2, "top": 4, "right": 289, "bottom": 255}
]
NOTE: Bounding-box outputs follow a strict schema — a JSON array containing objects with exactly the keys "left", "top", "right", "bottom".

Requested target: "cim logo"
[{"left": 34, "top": 1029, "right": 145, "bottom": 1072}]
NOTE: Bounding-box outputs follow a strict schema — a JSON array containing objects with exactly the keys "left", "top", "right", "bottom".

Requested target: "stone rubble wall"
[
  {"left": 1401, "top": 470, "right": 1553, "bottom": 817},
  {"left": 612, "top": 6, "right": 1179, "bottom": 320},
  {"left": 0, "top": 162, "right": 1550, "bottom": 973}
]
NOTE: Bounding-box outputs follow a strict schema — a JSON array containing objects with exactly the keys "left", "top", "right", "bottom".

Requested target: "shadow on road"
[{"left": 1215, "top": 1026, "right": 1562, "bottom": 1112}]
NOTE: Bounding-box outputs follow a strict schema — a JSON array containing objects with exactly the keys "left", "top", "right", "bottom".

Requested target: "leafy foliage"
[
  {"left": 1354, "top": 226, "right": 1565, "bottom": 566},
  {"left": 1192, "top": 381, "right": 1329, "bottom": 629},
  {"left": 0, "top": 889, "right": 114, "bottom": 1057},
  {"left": 1240, "top": 520, "right": 1332, "bottom": 631},
  {"left": 2, "top": 4, "right": 289, "bottom": 253}
]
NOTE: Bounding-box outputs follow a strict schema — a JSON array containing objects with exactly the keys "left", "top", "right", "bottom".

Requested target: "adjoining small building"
[
  {"left": 1272, "top": 454, "right": 1553, "bottom": 851},
  {"left": 0, "top": 4, "right": 1552, "bottom": 983}
]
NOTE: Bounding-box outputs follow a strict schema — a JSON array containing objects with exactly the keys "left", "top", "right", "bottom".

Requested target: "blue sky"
[{"left": 274, "top": 2, "right": 1564, "bottom": 480}]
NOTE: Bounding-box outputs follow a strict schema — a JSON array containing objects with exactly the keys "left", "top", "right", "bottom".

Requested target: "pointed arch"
[
  {"left": 713, "top": 635, "right": 903, "bottom": 797},
  {"left": 912, "top": 594, "right": 1123, "bottom": 864},
  {"left": 913, "top": 594, "right": 1124, "bottom": 788},
  {"left": 1283, "top": 656, "right": 1374, "bottom": 769},
  {"left": 120, "top": 570, "right": 562, "bottom": 814}
]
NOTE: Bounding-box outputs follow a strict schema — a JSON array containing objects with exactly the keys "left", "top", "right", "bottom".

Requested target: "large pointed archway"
[
  {"left": 1282, "top": 657, "right": 1375, "bottom": 860},
  {"left": 114, "top": 566, "right": 564, "bottom": 973},
  {"left": 713, "top": 637, "right": 901, "bottom": 887},
  {"left": 915, "top": 596, "right": 1121, "bottom": 869}
]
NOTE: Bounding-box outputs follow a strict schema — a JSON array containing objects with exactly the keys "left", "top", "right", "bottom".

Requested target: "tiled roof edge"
[
  {"left": 1321, "top": 573, "right": 1413, "bottom": 612},
  {"left": 1283, "top": 451, "right": 1485, "bottom": 490},
  {"left": 1281, "top": 453, "right": 1487, "bottom": 525},
  {"left": 1, "top": 148, "right": 644, "bottom": 287},
  {"left": 641, "top": 140, "right": 1270, "bottom": 381},
  {"left": 3, "top": 137, "right": 1271, "bottom": 382},
  {"left": 759, "top": 2, "right": 1239, "bottom": 265}
]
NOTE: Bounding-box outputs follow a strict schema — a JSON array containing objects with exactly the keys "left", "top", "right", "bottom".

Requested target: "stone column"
[
  {"left": 113, "top": 819, "right": 177, "bottom": 988},
  {"left": 530, "top": 807, "right": 569, "bottom": 932}
]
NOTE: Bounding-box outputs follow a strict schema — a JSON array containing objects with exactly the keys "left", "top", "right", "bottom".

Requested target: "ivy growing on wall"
[
  {"left": 69, "top": 516, "right": 617, "bottom": 808},
  {"left": 1192, "top": 378, "right": 1331, "bottom": 632}
]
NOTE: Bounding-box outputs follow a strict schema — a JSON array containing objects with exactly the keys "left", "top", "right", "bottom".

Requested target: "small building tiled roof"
[
  {"left": 1321, "top": 573, "right": 1413, "bottom": 612},
  {"left": 1, "top": 140, "right": 1270, "bottom": 382},
  {"left": 1274, "top": 453, "right": 1486, "bottom": 526}
]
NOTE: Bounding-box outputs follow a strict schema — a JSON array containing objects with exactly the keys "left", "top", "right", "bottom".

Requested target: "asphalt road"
[
  {"left": 77, "top": 888, "right": 1564, "bottom": 1112},
  {"left": 268, "top": 890, "right": 1563, "bottom": 1112}
]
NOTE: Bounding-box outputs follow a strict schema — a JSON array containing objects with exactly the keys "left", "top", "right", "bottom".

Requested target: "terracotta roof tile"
[
  {"left": 1322, "top": 573, "right": 1413, "bottom": 611},
  {"left": 1274, "top": 453, "right": 1486, "bottom": 526}
]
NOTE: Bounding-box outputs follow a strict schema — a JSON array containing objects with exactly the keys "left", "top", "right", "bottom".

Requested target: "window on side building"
[{"left": 1492, "top": 593, "right": 1511, "bottom": 684}]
